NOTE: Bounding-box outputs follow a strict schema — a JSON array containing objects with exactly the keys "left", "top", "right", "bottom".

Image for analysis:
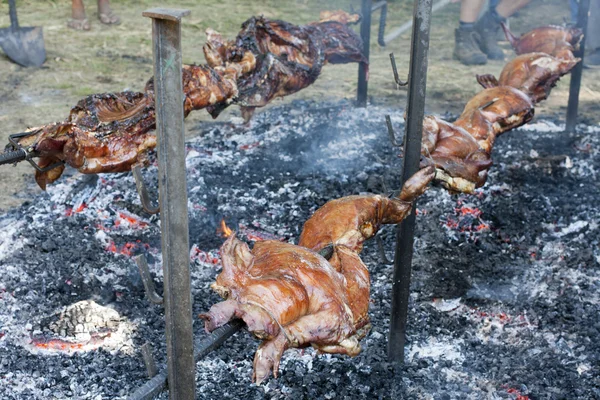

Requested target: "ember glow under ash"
[
  {"left": 0, "top": 100, "right": 599, "bottom": 399},
  {"left": 25, "top": 300, "right": 135, "bottom": 355}
]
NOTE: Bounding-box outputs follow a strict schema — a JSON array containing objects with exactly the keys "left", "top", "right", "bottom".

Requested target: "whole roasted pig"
[
  {"left": 298, "top": 167, "right": 435, "bottom": 268},
  {"left": 203, "top": 12, "right": 366, "bottom": 121},
  {"left": 502, "top": 23, "right": 583, "bottom": 60},
  {"left": 476, "top": 52, "right": 579, "bottom": 103},
  {"left": 420, "top": 116, "right": 492, "bottom": 193},
  {"left": 22, "top": 64, "right": 238, "bottom": 189},
  {"left": 11, "top": 12, "right": 366, "bottom": 189},
  {"left": 199, "top": 235, "right": 370, "bottom": 384},
  {"left": 454, "top": 86, "right": 534, "bottom": 153}
]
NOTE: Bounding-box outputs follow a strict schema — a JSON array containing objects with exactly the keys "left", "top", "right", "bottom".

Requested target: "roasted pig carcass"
[
  {"left": 12, "top": 12, "right": 366, "bottom": 188},
  {"left": 454, "top": 86, "right": 534, "bottom": 153},
  {"left": 199, "top": 235, "right": 370, "bottom": 384},
  {"left": 502, "top": 23, "right": 583, "bottom": 60},
  {"left": 21, "top": 65, "right": 239, "bottom": 189},
  {"left": 204, "top": 13, "right": 366, "bottom": 121},
  {"left": 420, "top": 116, "right": 492, "bottom": 193},
  {"left": 298, "top": 167, "right": 435, "bottom": 268},
  {"left": 476, "top": 52, "right": 579, "bottom": 103}
]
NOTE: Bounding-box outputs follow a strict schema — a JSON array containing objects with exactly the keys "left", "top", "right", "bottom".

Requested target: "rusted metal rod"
[
  {"left": 388, "top": 0, "right": 433, "bottom": 362},
  {"left": 357, "top": 0, "right": 373, "bottom": 107},
  {"left": 565, "top": 0, "right": 590, "bottom": 132},
  {"left": 128, "top": 320, "right": 244, "bottom": 400},
  {"left": 142, "top": 8, "right": 195, "bottom": 400},
  {"left": 372, "top": 1, "right": 388, "bottom": 46}
]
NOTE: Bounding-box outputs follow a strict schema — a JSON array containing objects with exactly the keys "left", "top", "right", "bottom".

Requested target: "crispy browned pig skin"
[
  {"left": 204, "top": 13, "right": 366, "bottom": 121},
  {"left": 420, "top": 116, "right": 492, "bottom": 193},
  {"left": 476, "top": 53, "right": 580, "bottom": 103},
  {"left": 25, "top": 65, "right": 237, "bottom": 189},
  {"left": 16, "top": 13, "right": 366, "bottom": 188},
  {"left": 199, "top": 235, "right": 370, "bottom": 384},
  {"left": 454, "top": 86, "right": 534, "bottom": 153},
  {"left": 502, "top": 23, "right": 583, "bottom": 60},
  {"left": 297, "top": 167, "right": 435, "bottom": 264}
]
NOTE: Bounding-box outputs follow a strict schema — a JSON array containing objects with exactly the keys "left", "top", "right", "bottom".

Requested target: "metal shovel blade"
[{"left": 0, "top": 25, "right": 46, "bottom": 67}]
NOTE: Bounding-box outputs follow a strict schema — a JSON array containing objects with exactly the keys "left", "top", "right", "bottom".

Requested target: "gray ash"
[{"left": 0, "top": 100, "right": 599, "bottom": 399}]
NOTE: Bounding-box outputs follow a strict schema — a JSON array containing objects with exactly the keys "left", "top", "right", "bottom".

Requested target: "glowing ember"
[
  {"left": 506, "top": 387, "right": 530, "bottom": 400},
  {"left": 114, "top": 211, "right": 148, "bottom": 229},
  {"left": 26, "top": 300, "right": 134, "bottom": 355},
  {"left": 190, "top": 244, "right": 221, "bottom": 265},
  {"left": 105, "top": 240, "right": 150, "bottom": 256},
  {"left": 239, "top": 141, "right": 261, "bottom": 150},
  {"left": 64, "top": 202, "right": 88, "bottom": 217},
  {"left": 443, "top": 202, "right": 491, "bottom": 238},
  {"left": 217, "top": 219, "right": 234, "bottom": 238},
  {"left": 30, "top": 336, "right": 107, "bottom": 352}
]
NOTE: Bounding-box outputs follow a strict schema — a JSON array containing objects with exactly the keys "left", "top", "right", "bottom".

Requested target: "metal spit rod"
[
  {"left": 565, "top": 0, "right": 590, "bottom": 132},
  {"left": 357, "top": 0, "right": 373, "bottom": 107},
  {"left": 387, "top": 0, "right": 433, "bottom": 362},
  {"left": 142, "top": 8, "right": 195, "bottom": 400}
]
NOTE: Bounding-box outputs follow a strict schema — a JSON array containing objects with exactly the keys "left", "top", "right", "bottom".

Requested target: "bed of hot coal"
[{"left": 1, "top": 99, "right": 599, "bottom": 399}]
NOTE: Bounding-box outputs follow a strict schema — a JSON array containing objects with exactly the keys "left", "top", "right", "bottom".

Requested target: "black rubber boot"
[
  {"left": 453, "top": 28, "right": 487, "bottom": 65},
  {"left": 474, "top": 11, "right": 505, "bottom": 60}
]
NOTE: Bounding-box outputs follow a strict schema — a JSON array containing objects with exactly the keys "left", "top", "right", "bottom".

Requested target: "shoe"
[
  {"left": 474, "top": 11, "right": 505, "bottom": 60},
  {"left": 585, "top": 49, "right": 600, "bottom": 68},
  {"left": 453, "top": 28, "right": 487, "bottom": 65}
]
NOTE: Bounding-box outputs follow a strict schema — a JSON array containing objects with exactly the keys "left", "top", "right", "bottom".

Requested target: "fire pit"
[{"left": 1, "top": 99, "right": 599, "bottom": 398}]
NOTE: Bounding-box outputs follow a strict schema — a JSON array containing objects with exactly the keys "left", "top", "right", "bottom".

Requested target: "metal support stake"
[
  {"left": 142, "top": 8, "right": 195, "bottom": 400},
  {"left": 565, "top": 0, "right": 590, "bottom": 132},
  {"left": 357, "top": 0, "right": 372, "bottom": 107},
  {"left": 387, "top": 0, "right": 433, "bottom": 362}
]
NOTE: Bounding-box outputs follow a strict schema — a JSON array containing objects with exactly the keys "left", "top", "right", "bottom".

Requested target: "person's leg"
[
  {"left": 97, "top": 0, "right": 121, "bottom": 25},
  {"left": 495, "top": 0, "right": 532, "bottom": 18},
  {"left": 454, "top": 0, "right": 488, "bottom": 65},
  {"left": 585, "top": 0, "right": 600, "bottom": 66},
  {"left": 460, "top": 0, "right": 486, "bottom": 23},
  {"left": 68, "top": 0, "right": 90, "bottom": 30},
  {"left": 475, "top": 0, "right": 531, "bottom": 60}
]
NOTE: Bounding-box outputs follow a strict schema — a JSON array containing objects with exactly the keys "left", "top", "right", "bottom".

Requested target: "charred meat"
[{"left": 12, "top": 12, "right": 365, "bottom": 188}]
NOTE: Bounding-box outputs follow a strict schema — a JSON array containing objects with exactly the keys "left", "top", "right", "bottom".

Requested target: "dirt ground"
[{"left": 0, "top": 0, "right": 598, "bottom": 211}]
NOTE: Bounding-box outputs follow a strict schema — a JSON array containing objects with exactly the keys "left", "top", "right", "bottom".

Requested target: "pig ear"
[
  {"left": 221, "top": 234, "right": 254, "bottom": 274},
  {"left": 233, "top": 237, "right": 253, "bottom": 270}
]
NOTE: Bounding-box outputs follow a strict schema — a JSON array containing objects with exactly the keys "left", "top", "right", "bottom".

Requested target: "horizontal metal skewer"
[
  {"left": 0, "top": 148, "right": 27, "bottom": 166},
  {"left": 128, "top": 320, "right": 245, "bottom": 400}
]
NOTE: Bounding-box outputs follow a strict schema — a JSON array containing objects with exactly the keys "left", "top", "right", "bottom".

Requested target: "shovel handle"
[{"left": 9, "top": 0, "right": 19, "bottom": 30}]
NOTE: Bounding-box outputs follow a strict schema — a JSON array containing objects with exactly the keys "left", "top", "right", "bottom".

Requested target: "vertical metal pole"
[
  {"left": 387, "top": 0, "right": 433, "bottom": 362},
  {"left": 565, "top": 0, "right": 590, "bottom": 132},
  {"left": 142, "top": 8, "right": 195, "bottom": 400},
  {"left": 357, "top": 0, "right": 372, "bottom": 107}
]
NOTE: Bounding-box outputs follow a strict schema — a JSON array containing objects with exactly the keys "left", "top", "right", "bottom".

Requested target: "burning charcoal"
[{"left": 27, "top": 300, "right": 133, "bottom": 354}]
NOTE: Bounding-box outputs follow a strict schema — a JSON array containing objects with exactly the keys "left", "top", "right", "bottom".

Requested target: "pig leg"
[{"left": 253, "top": 307, "right": 353, "bottom": 384}]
